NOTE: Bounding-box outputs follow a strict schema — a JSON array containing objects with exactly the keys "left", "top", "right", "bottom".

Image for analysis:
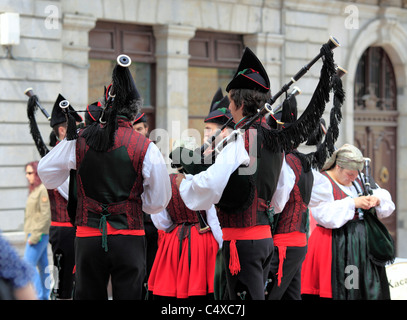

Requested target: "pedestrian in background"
[
  {"left": 23, "top": 161, "right": 51, "bottom": 300},
  {"left": 0, "top": 232, "right": 37, "bottom": 300}
]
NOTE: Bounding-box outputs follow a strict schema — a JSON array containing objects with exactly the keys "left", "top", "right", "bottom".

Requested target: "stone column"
[
  {"left": 61, "top": 13, "right": 96, "bottom": 107},
  {"left": 152, "top": 24, "right": 196, "bottom": 159}
]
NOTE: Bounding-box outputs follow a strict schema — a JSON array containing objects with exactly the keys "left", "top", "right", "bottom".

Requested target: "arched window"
[
  {"left": 354, "top": 47, "right": 397, "bottom": 111},
  {"left": 354, "top": 46, "right": 398, "bottom": 244}
]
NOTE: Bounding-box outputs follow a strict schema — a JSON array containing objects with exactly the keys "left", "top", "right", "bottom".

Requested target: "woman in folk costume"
[
  {"left": 38, "top": 55, "right": 171, "bottom": 300},
  {"left": 148, "top": 89, "right": 229, "bottom": 300},
  {"left": 148, "top": 172, "right": 222, "bottom": 299},
  {"left": 301, "top": 144, "right": 395, "bottom": 300}
]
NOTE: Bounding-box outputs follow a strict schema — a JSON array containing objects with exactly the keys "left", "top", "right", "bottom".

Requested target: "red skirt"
[
  {"left": 148, "top": 224, "right": 219, "bottom": 298},
  {"left": 301, "top": 225, "right": 333, "bottom": 298}
]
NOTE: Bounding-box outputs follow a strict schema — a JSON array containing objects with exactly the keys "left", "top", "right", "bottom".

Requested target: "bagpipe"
[
  {"left": 355, "top": 158, "right": 395, "bottom": 266},
  {"left": 198, "top": 36, "right": 340, "bottom": 162},
  {"left": 170, "top": 36, "right": 341, "bottom": 212},
  {"left": 25, "top": 88, "right": 51, "bottom": 157},
  {"left": 294, "top": 65, "right": 347, "bottom": 171},
  {"left": 172, "top": 36, "right": 340, "bottom": 169},
  {"left": 79, "top": 54, "right": 140, "bottom": 152}
]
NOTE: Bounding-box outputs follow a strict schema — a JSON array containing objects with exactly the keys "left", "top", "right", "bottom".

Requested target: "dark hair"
[
  {"left": 25, "top": 161, "right": 42, "bottom": 193},
  {"left": 229, "top": 88, "right": 271, "bottom": 117},
  {"left": 52, "top": 122, "right": 67, "bottom": 140}
]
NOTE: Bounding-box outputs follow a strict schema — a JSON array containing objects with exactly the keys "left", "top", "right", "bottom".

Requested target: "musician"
[
  {"left": 133, "top": 112, "right": 149, "bottom": 137},
  {"left": 177, "top": 48, "right": 283, "bottom": 300},
  {"left": 300, "top": 144, "right": 395, "bottom": 300},
  {"left": 38, "top": 58, "right": 171, "bottom": 300},
  {"left": 202, "top": 88, "right": 234, "bottom": 154},
  {"left": 26, "top": 93, "right": 82, "bottom": 300},
  {"left": 147, "top": 172, "right": 222, "bottom": 299},
  {"left": 265, "top": 99, "right": 333, "bottom": 300}
]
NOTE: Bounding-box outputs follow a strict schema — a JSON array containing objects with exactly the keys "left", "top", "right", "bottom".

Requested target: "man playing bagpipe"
[
  {"left": 174, "top": 37, "right": 340, "bottom": 299},
  {"left": 26, "top": 91, "right": 82, "bottom": 299},
  {"left": 38, "top": 55, "right": 171, "bottom": 300}
]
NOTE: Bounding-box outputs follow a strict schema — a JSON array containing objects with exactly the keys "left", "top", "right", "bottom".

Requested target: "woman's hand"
[{"left": 354, "top": 195, "right": 381, "bottom": 209}]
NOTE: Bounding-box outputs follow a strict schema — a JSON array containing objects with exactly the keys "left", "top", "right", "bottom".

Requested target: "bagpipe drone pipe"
[
  {"left": 356, "top": 158, "right": 395, "bottom": 266},
  {"left": 25, "top": 88, "right": 52, "bottom": 158},
  {"left": 170, "top": 36, "right": 341, "bottom": 212}
]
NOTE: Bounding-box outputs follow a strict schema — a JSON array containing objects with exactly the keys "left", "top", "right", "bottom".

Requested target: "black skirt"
[{"left": 331, "top": 219, "right": 390, "bottom": 300}]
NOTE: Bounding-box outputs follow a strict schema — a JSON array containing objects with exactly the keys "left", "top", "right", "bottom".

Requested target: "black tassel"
[
  {"left": 261, "top": 43, "right": 336, "bottom": 154},
  {"left": 302, "top": 70, "right": 345, "bottom": 170},
  {"left": 27, "top": 95, "right": 49, "bottom": 157}
]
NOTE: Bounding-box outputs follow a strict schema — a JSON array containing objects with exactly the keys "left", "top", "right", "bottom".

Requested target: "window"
[
  {"left": 188, "top": 31, "right": 243, "bottom": 138},
  {"left": 354, "top": 47, "right": 397, "bottom": 111}
]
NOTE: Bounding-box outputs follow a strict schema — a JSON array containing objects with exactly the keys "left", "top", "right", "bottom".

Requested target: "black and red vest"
[
  {"left": 216, "top": 117, "right": 283, "bottom": 228},
  {"left": 166, "top": 174, "right": 203, "bottom": 225},
  {"left": 48, "top": 189, "right": 70, "bottom": 223},
  {"left": 274, "top": 152, "right": 314, "bottom": 235},
  {"left": 74, "top": 117, "right": 151, "bottom": 230}
]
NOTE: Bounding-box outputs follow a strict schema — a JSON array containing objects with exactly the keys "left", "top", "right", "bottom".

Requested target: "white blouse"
[{"left": 271, "top": 163, "right": 396, "bottom": 229}]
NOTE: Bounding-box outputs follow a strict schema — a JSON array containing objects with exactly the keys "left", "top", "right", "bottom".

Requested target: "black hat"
[
  {"left": 226, "top": 47, "right": 270, "bottom": 93},
  {"left": 204, "top": 88, "right": 234, "bottom": 128},
  {"left": 85, "top": 101, "right": 102, "bottom": 125},
  {"left": 50, "top": 94, "right": 82, "bottom": 128},
  {"left": 133, "top": 112, "right": 147, "bottom": 125}
]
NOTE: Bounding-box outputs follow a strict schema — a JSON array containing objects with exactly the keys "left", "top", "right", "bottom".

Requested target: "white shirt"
[
  {"left": 179, "top": 132, "right": 250, "bottom": 211},
  {"left": 310, "top": 172, "right": 395, "bottom": 229},
  {"left": 270, "top": 164, "right": 334, "bottom": 214},
  {"left": 38, "top": 138, "right": 171, "bottom": 215},
  {"left": 56, "top": 178, "right": 69, "bottom": 201}
]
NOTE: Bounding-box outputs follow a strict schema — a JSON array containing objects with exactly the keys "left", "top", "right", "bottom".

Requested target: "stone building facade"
[{"left": 0, "top": 0, "right": 406, "bottom": 257}]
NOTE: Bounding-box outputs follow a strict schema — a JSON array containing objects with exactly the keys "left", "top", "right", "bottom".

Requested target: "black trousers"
[
  {"left": 74, "top": 235, "right": 146, "bottom": 300},
  {"left": 49, "top": 226, "right": 76, "bottom": 299},
  {"left": 266, "top": 245, "right": 307, "bottom": 300},
  {"left": 222, "top": 238, "right": 274, "bottom": 300}
]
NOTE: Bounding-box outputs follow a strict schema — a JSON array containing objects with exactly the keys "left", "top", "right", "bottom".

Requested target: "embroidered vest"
[
  {"left": 75, "top": 118, "right": 151, "bottom": 230},
  {"left": 274, "top": 152, "right": 314, "bottom": 235},
  {"left": 166, "top": 174, "right": 203, "bottom": 225},
  {"left": 216, "top": 117, "right": 283, "bottom": 228},
  {"left": 322, "top": 171, "right": 362, "bottom": 217},
  {"left": 48, "top": 189, "right": 70, "bottom": 223}
]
